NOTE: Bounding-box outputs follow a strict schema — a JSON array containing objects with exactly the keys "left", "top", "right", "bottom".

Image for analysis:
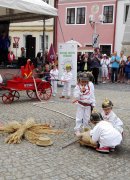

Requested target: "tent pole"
[{"left": 42, "top": 17, "right": 46, "bottom": 64}]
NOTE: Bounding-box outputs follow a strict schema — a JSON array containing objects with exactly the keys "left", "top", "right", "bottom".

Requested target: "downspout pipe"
[
  {"left": 113, "top": 0, "right": 118, "bottom": 53},
  {"left": 53, "top": 0, "right": 58, "bottom": 53}
]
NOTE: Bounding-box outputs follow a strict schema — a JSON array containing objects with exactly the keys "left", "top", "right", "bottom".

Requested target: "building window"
[
  {"left": 67, "top": 7, "right": 86, "bottom": 24},
  {"left": 76, "top": 7, "right": 85, "bottom": 24},
  {"left": 40, "top": 35, "right": 49, "bottom": 50},
  {"left": 103, "top": 6, "right": 113, "bottom": 23},
  {"left": 45, "top": 35, "right": 49, "bottom": 50},
  {"left": 67, "top": 8, "right": 75, "bottom": 24},
  {"left": 125, "top": 5, "right": 129, "bottom": 22}
]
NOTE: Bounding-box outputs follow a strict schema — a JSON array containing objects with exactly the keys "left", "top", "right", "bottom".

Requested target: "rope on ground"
[{"left": 33, "top": 103, "right": 75, "bottom": 120}]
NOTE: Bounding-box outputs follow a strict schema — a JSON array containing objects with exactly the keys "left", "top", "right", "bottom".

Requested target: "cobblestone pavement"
[{"left": 0, "top": 70, "right": 130, "bottom": 180}]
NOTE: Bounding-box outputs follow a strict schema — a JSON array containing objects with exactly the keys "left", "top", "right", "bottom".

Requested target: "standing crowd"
[{"left": 77, "top": 48, "right": 130, "bottom": 85}]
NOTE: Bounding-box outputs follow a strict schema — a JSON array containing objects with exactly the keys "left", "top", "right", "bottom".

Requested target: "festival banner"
[
  {"left": 58, "top": 43, "right": 77, "bottom": 86},
  {"left": 48, "top": 43, "right": 56, "bottom": 63}
]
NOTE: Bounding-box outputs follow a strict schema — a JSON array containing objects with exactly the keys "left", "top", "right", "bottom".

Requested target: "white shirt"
[
  {"left": 50, "top": 69, "right": 59, "bottom": 80},
  {"left": 73, "top": 82, "right": 96, "bottom": 106},
  {"left": 120, "top": 55, "right": 127, "bottom": 62},
  {"left": 101, "top": 110, "right": 123, "bottom": 133},
  {"left": 61, "top": 71, "right": 73, "bottom": 83},
  {"left": 100, "top": 58, "right": 109, "bottom": 68},
  {"left": 90, "top": 121, "right": 122, "bottom": 147}
]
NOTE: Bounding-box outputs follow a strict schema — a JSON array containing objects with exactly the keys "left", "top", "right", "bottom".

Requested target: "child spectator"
[
  {"left": 73, "top": 72, "right": 96, "bottom": 136},
  {"left": 100, "top": 54, "right": 109, "bottom": 83},
  {"left": 50, "top": 65, "right": 59, "bottom": 97},
  {"left": 101, "top": 98, "right": 123, "bottom": 134},
  {"left": 89, "top": 111, "right": 122, "bottom": 153},
  {"left": 43, "top": 64, "right": 51, "bottom": 82},
  {"left": 125, "top": 56, "right": 130, "bottom": 84},
  {"left": 60, "top": 64, "right": 73, "bottom": 99}
]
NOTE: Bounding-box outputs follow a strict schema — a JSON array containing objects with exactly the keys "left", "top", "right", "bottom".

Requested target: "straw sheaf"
[
  {"left": 0, "top": 121, "right": 21, "bottom": 133},
  {"left": 1, "top": 118, "right": 63, "bottom": 146},
  {"left": 5, "top": 118, "right": 35, "bottom": 144},
  {"left": 29, "top": 125, "right": 64, "bottom": 135},
  {"left": 79, "top": 131, "right": 97, "bottom": 148},
  {"left": 24, "top": 130, "right": 41, "bottom": 144}
]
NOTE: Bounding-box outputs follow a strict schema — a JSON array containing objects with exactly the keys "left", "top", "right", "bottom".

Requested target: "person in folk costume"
[
  {"left": 60, "top": 64, "right": 73, "bottom": 99},
  {"left": 78, "top": 111, "right": 122, "bottom": 153},
  {"left": 72, "top": 72, "right": 96, "bottom": 136},
  {"left": 50, "top": 64, "right": 59, "bottom": 97},
  {"left": 100, "top": 54, "right": 110, "bottom": 83},
  {"left": 21, "top": 59, "right": 34, "bottom": 78},
  {"left": 101, "top": 98, "right": 123, "bottom": 135}
]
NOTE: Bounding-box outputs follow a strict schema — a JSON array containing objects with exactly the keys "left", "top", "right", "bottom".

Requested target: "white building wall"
[{"left": 115, "top": 0, "right": 129, "bottom": 55}]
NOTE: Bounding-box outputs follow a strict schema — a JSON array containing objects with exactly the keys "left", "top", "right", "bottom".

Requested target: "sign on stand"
[
  {"left": 13, "top": 37, "right": 20, "bottom": 59},
  {"left": 58, "top": 43, "right": 77, "bottom": 86}
]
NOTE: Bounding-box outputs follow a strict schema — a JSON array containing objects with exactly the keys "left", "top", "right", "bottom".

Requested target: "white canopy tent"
[{"left": 0, "top": 0, "right": 57, "bottom": 23}]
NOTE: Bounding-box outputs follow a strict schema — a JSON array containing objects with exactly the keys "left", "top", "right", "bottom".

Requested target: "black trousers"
[
  {"left": 111, "top": 68, "right": 118, "bottom": 82},
  {"left": 92, "top": 68, "right": 99, "bottom": 84}
]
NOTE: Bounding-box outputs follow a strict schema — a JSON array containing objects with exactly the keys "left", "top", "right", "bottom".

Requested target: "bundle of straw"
[
  {"left": 0, "top": 121, "right": 21, "bottom": 133},
  {"left": 5, "top": 118, "right": 35, "bottom": 144},
  {"left": 0, "top": 118, "right": 63, "bottom": 146},
  {"left": 24, "top": 130, "right": 41, "bottom": 144}
]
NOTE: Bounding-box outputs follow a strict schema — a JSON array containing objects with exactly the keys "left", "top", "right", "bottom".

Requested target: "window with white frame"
[
  {"left": 40, "top": 35, "right": 49, "bottom": 50},
  {"left": 67, "top": 8, "right": 75, "bottom": 24},
  {"left": 67, "top": 7, "right": 86, "bottom": 24},
  {"left": 76, "top": 7, "right": 85, "bottom": 24},
  {"left": 124, "top": 5, "right": 129, "bottom": 23},
  {"left": 45, "top": 35, "right": 49, "bottom": 50},
  {"left": 103, "top": 5, "right": 113, "bottom": 23}
]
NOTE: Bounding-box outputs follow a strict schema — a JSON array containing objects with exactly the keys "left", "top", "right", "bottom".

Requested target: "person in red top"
[
  {"left": 21, "top": 59, "right": 34, "bottom": 78},
  {"left": 8, "top": 51, "right": 15, "bottom": 64}
]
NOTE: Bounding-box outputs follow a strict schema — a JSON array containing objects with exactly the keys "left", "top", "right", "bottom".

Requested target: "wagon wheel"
[
  {"left": 2, "top": 92, "right": 14, "bottom": 104},
  {"left": 11, "top": 90, "right": 20, "bottom": 101},
  {"left": 37, "top": 82, "right": 52, "bottom": 100},
  {"left": 26, "top": 90, "right": 37, "bottom": 99}
]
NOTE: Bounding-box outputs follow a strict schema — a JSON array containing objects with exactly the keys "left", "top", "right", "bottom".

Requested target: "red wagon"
[{"left": 0, "top": 74, "right": 52, "bottom": 104}]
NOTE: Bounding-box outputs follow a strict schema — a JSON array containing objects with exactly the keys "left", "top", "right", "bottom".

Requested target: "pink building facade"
[{"left": 57, "top": 0, "right": 117, "bottom": 56}]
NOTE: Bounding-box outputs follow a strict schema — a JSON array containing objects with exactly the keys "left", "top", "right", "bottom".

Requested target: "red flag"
[{"left": 47, "top": 43, "right": 56, "bottom": 63}]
